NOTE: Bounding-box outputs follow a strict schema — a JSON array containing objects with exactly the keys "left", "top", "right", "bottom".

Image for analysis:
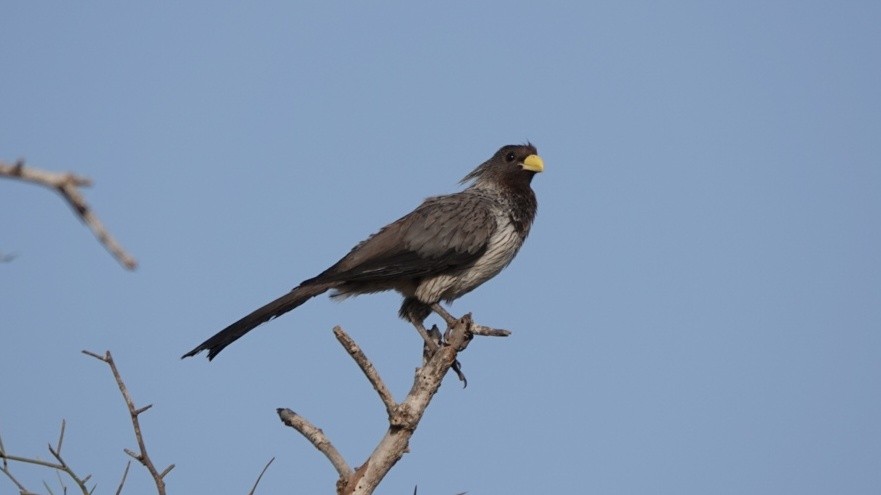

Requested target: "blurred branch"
[
  {"left": 114, "top": 461, "right": 132, "bottom": 495},
  {"left": 0, "top": 420, "right": 94, "bottom": 495},
  {"left": 0, "top": 158, "right": 138, "bottom": 270},
  {"left": 279, "top": 313, "right": 502, "bottom": 495},
  {"left": 1, "top": 351, "right": 172, "bottom": 495},
  {"left": 246, "top": 457, "right": 275, "bottom": 495},
  {"left": 83, "top": 350, "right": 174, "bottom": 494}
]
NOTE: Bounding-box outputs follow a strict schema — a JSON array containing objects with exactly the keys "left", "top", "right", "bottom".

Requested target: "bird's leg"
[
  {"left": 430, "top": 303, "right": 459, "bottom": 327},
  {"left": 401, "top": 298, "right": 468, "bottom": 384},
  {"left": 403, "top": 299, "right": 460, "bottom": 341},
  {"left": 400, "top": 297, "right": 441, "bottom": 351},
  {"left": 421, "top": 325, "right": 442, "bottom": 365},
  {"left": 400, "top": 300, "right": 471, "bottom": 386},
  {"left": 412, "top": 321, "right": 440, "bottom": 353}
]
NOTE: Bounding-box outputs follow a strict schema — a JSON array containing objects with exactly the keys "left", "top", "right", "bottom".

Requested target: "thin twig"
[
  {"left": 114, "top": 461, "right": 131, "bottom": 495},
  {"left": 83, "top": 350, "right": 173, "bottom": 495},
  {"left": 277, "top": 408, "right": 353, "bottom": 479},
  {"left": 0, "top": 159, "right": 137, "bottom": 270},
  {"left": 247, "top": 457, "right": 275, "bottom": 495},
  {"left": 0, "top": 431, "right": 8, "bottom": 469},
  {"left": 0, "top": 452, "right": 66, "bottom": 470},
  {"left": 55, "top": 419, "right": 66, "bottom": 455},
  {"left": 45, "top": 420, "right": 92, "bottom": 495},
  {"left": 332, "top": 326, "right": 397, "bottom": 415}
]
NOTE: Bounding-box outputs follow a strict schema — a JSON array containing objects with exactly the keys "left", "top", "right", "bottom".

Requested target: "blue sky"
[{"left": 2, "top": 2, "right": 880, "bottom": 494}]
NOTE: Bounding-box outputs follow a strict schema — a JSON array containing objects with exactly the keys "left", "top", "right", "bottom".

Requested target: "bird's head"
[{"left": 460, "top": 143, "right": 544, "bottom": 190}]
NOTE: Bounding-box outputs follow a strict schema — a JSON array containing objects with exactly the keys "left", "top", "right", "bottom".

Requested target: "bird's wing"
[{"left": 307, "top": 193, "right": 496, "bottom": 284}]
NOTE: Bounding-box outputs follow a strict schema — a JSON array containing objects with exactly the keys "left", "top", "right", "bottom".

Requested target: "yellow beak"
[{"left": 522, "top": 154, "right": 544, "bottom": 173}]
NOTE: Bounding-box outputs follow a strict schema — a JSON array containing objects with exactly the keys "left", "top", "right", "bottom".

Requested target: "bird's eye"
[{"left": 505, "top": 152, "right": 516, "bottom": 162}]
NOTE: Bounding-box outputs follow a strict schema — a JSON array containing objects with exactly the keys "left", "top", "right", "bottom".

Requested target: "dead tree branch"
[
  {"left": 278, "top": 313, "right": 506, "bottom": 494},
  {"left": 0, "top": 159, "right": 137, "bottom": 270}
]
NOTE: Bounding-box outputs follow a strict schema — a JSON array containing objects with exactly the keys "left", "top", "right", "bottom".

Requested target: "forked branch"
[{"left": 278, "top": 314, "right": 507, "bottom": 494}]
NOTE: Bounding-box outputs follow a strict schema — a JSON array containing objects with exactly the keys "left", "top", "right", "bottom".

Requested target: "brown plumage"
[{"left": 183, "top": 144, "right": 544, "bottom": 360}]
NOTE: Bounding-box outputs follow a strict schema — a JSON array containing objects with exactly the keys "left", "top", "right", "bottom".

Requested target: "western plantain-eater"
[{"left": 183, "top": 143, "right": 544, "bottom": 360}]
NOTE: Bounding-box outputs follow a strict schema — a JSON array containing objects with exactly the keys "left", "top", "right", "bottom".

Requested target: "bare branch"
[
  {"left": 332, "top": 326, "right": 397, "bottom": 415},
  {"left": 343, "top": 316, "right": 477, "bottom": 495},
  {"left": 247, "top": 457, "right": 275, "bottom": 495},
  {"left": 83, "top": 350, "right": 173, "bottom": 494},
  {"left": 277, "top": 408, "right": 353, "bottom": 479},
  {"left": 469, "top": 324, "right": 511, "bottom": 337},
  {"left": 281, "top": 312, "right": 509, "bottom": 494},
  {"left": 0, "top": 159, "right": 137, "bottom": 270}
]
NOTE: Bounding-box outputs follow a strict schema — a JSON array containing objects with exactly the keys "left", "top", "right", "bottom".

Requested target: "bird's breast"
[{"left": 415, "top": 211, "right": 524, "bottom": 304}]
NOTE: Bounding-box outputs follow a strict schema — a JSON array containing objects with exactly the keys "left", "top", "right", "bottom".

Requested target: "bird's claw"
[
  {"left": 418, "top": 325, "right": 467, "bottom": 387},
  {"left": 451, "top": 359, "right": 468, "bottom": 388}
]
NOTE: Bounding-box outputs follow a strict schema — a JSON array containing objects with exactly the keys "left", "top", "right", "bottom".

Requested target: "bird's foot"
[
  {"left": 416, "top": 310, "right": 508, "bottom": 389},
  {"left": 418, "top": 323, "right": 468, "bottom": 387},
  {"left": 416, "top": 311, "right": 510, "bottom": 388}
]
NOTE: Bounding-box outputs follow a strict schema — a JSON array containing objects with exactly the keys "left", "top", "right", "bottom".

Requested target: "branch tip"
[
  {"left": 133, "top": 404, "right": 153, "bottom": 416},
  {"left": 247, "top": 457, "right": 274, "bottom": 495},
  {"left": 332, "top": 326, "right": 397, "bottom": 413},
  {"left": 277, "top": 408, "right": 352, "bottom": 478},
  {"left": 159, "top": 464, "right": 175, "bottom": 479}
]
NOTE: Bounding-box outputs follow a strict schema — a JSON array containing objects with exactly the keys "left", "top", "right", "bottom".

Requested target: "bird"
[{"left": 183, "top": 143, "right": 544, "bottom": 360}]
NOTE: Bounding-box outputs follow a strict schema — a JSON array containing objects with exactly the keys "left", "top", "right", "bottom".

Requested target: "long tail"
[{"left": 182, "top": 283, "right": 330, "bottom": 360}]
